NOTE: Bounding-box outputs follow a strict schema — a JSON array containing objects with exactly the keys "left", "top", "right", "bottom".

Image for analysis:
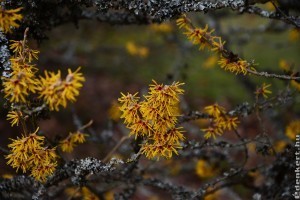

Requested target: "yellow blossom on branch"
[
  {"left": 10, "top": 39, "right": 39, "bottom": 62},
  {"left": 59, "top": 131, "right": 88, "bottom": 153},
  {"left": 201, "top": 125, "right": 223, "bottom": 139},
  {"left": 0, "top": 7, "right": 22, "bottom": 33},
  {"left": 118, "top": 80, "right": 185, "bottom": 160},
  {"left": 140, "top": 142, "right": 182, "bottom": 160},
  {"left": 38, "top": 67, "right": 85, "bottom": 111},
  {"left": 176, "top": 14, "right": 189, "bottom": 29},
  {"left": 2, "top": 38, "right": 40, "bottom": 103},
  {"left": 218, "top": 56, "right": 248, "bottom": 75},
  {"left": 119, "top": 92, "right": 141, "bottom": 124},
  {"left": 217, "top": 116, "right": 239, "bottom": 131},
  {"left": 255, "top": 83, "right": 272, "bottom": 99},
  {"left": 30, "top": 161, "right": 57, "bottom": 182},
  {"left": 177, "top": 15, "right": 252, "bottom": 75},
  {"left": 7, "top": 110, "right": 22, "bottom": 127},
  {"left": 204, "top": 103, "right": 225, "bottom": 118},
  {"left": 5, "top": 128, "right": 58, "bottom": 182},
  {"left": 203, "top": 103, "right": 240, "bottom": 139},
  {"left": 3, "top": 68, "right": 39, "bottom": 102}
]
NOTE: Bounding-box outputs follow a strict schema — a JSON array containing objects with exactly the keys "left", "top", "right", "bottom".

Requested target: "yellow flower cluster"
[
  {"left": 3, "top": 39, "right": 39, "bottom": 103},
  {"left": 285, "top": 120, "right": 300, "bottom": 141},
  {"left": 6, "top": 128, "right": 57, "bottom": 182},
  {"left": 2, "top": 37, "right": 85, "bottom": 111},
  {"left": 176, "top": 15, "right": 249, "bottom": 75},
  {"left": 126, "top": 41, "right": 149, "bottom": 58},
  {"left": 0, "top": 7, "right": 22, "bottom": 33},
  {"left": 201, "top": 103, "right": 239, "bottom": 139},
  {"left": 38, "top": 67, "right": 85, "bottom": 111},
  {"left": 59, "top": 131, "right": 88, "bottom": 153},
  {"left": 118, "top": 80, "right": 185, "bottom": 160}
]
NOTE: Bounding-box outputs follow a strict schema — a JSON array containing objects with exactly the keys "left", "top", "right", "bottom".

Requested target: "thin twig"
[
  {"left": 247, "top": 68, "right": 300, "bottom": 81},
  {"left": 0, "top": 146, "right": 9, "bottom": 154},
  {"left": 103, "top": 135, "right": 130, "bottom": 162},
  {"left": 234, "top": 129, "right": 248, "bottom": 167},
  {"left": 78, "top": 120, "right": 93, "bottom": 131}
]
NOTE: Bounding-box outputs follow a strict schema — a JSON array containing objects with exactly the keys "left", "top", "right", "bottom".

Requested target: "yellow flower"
[
  {"left": 10, "top": 40, "right": 23, "bottom": 55},
  {"left": 127, "top": 120, "right": 152, "bottom": 139},
  {"left": 38, "top": 70, "right": 63, "bottom": 110},
  {"left": 204, "top": 103, "right": 225, "bottom": 118},
  {"left": 71, "top": 131, "right": 88, "bottom": 144},
  {"left": 195, "top": 159, "right": 216, "bottom": 178},
  {"left": 118, "top": 92, "right": 140, "bottom": 108},
  {"left": 146, "top": 80, "right": 184, "bottom": 114},
  {"left": 7, "top": 110, "right": 22, "bottom": 126},
  {"left": 0, "top": 7, "right": 23, "bottom": 33},
  {"left": 120, "top": 102, "right": 141, "bottom": 124},
  {"left": 184, "top": 25, "right": 213, "bottom": 50},
  {"left": 286, "top": 120, "right": 300, "bottom": 140},
  {"left": 218, "top": 56, "right": 248, "bottom": 75},
  {"left": 211, "top": 37, "right": 226, "bottom": 52},
  {"left": 25, "top": 48, "right": 39, "bottom": 63},
  {"left": 6, "top": 128, "right": 57, "bottom": 182},
  {"left": 201, "top": 125, "right": 223, "bottom": 139},
  {"left": 255, "top": 83, "right": 272, "bottom": 99},
  {"left": 162, "top": 127, "right": 185, "bottom": 144},
  {"left": 140, "top": 142, "right": 182, "bottom": 160},
  {"left": 10, "top": 39, "right": 39, "bottom": 62},
  {"left": 218, "top": 116, "right": 239, "bottom": 131},
  {"left": 60, "top": 138, "right": 75, "bottom": 153},
  {"left": 38, "top": 67, "right": 85, "bottom": 111},
  {"left": 176, "top": 14, "right": 189, "bottom": 29},
  {"left": 3, "top": 68, "right": 39, "bottom": 103},
  {"left": 63, "top": 67, "right": 85, "bottom": 102},
  {"left": 119, "top": 80, "right": 185, "bottom": 160},
  {"left": 31, "top": 161, "right": 57, "bottom": 182},
  {"left": 60, "top": 131, "right": 88, "bottom": 152}
]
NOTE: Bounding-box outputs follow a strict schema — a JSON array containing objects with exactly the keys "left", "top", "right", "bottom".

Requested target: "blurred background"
[{"left": 1, "top": 2, "right": 300, "bottom": 199}]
